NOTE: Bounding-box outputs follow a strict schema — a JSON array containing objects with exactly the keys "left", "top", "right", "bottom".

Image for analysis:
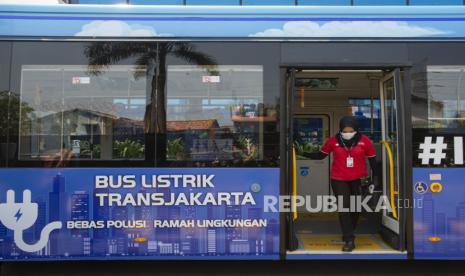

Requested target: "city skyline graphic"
[{"left": 414, "top": 168, "right": 465, "bottom": 259}]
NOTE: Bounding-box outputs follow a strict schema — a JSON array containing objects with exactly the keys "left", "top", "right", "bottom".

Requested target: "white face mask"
[{"left": 341, "top": 131, "right": 357, "bottom": 140}]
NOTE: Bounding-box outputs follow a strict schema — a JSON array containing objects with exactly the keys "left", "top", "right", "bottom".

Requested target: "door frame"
[
  {"left": 284, "top": 68, "right": 298, "bottom": 252},
  {"left": 280, "top": 65, "right": 412, "bottom": 257},
  {"left": 379, "top": 69, "right": 401, "bottom": 234}
]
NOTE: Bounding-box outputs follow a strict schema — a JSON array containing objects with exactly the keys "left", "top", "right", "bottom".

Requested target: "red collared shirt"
[{"left": 320, "top": 134, "right": 376, "bottom": 181}]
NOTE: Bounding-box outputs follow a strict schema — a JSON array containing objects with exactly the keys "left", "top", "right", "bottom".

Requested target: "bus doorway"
[{"left": 285, "top": 68, "right": 407, "bottom": 258}]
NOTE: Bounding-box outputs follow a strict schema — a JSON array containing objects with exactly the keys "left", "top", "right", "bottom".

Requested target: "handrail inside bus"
[{"left": 380, "top": 140, "right": 398, "bottom": 220}]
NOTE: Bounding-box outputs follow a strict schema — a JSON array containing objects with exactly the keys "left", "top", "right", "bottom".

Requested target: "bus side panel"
[
  {"left": 0, "top": 168, "right": 280, "bottom": 261},
  {"left": 413, "top": 168, "right": 465, "bottom": 259}
]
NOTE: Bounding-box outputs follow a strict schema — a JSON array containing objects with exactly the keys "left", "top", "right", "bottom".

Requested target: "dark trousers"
[{"left": 331, "top": 179, "right": 362, "bottom": 242}]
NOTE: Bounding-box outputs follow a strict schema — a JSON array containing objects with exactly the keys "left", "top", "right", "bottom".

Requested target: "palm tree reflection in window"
[{"left": 84, "top": 42, "right": 217, "bottom": 163}]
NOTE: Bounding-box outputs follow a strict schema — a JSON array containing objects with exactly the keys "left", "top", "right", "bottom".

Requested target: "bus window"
[
  {"left": 18, "top": 65, "right": 147, "bottom": 161},
  {"left": 5, "top": 41, "right": 280, "bottom": 168},
  {"left": 425, "top": 66, "right": 465, "bottom": 129},
  {"left": 348, "top": 98, "right": 382, "bottom": 142},
  {"left": 165, "top": 65, "right": 277, "bottom": 166}
]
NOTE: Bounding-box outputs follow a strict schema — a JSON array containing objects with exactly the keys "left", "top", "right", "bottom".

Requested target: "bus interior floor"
[{"left": 291, "top": 212, "right": 399, "bottom": 254}]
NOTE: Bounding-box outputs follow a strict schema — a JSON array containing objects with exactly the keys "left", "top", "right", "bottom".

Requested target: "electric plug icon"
[
  {"left": 0, "top": 189, "right": 62, "bottom": 253},
  {"left": 0, "top": 190, "right": 38, "bottom": 231}
]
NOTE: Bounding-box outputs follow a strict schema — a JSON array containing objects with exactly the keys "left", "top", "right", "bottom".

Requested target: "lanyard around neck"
[{"left": 340, "top": 139, "right": 354, "bottom": 156}]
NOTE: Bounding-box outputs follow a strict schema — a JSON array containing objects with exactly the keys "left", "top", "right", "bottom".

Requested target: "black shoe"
[{"left": 342, "top": 240, "right": 355, "bottom": 252}]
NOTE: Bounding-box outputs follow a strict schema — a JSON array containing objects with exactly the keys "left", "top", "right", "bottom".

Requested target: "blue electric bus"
[{"left": 0, "top": 3, "right": 465, "bottom": 261}]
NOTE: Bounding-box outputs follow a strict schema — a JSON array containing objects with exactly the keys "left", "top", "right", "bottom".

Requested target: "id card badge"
[{"left": 346, "top": 156, "right": 354, "bottom": 168}]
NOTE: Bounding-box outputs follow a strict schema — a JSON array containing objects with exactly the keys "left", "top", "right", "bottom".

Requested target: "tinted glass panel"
[
  {"left": 424, "top": 66, "right": 465, "bottom": 128},
  {"left": 7, "top": 42, "right": 280, "bottom": 168},
  {"left": 8, "top": 42, "right": 158, "bottom": 167},
  {"left": 349, "top": 98, "right": 382, "bottom": 142},
  {"left": 18, "top": 65, "right": 147, "bottom": 161},
  {"left": 163, "top": 42, "right": 280, "bottom": 167},
  {"left": 293, "top": 117, "right": 324, "bottom": 158},
  {"left": 166, "top": 65, "right": 272, "bottom": 163}
]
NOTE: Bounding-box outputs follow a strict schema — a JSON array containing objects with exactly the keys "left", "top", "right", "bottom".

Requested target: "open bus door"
[
  {"left": 379, "top": 69, "right": 403, "bottom": 250},
  {"left": 285, "top": 67, "right": 407, "bottom": 257}
]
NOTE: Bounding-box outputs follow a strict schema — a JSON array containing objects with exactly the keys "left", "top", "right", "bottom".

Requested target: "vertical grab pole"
[{"left": 381, "top": 140, "right": 398, "bottom": 219}]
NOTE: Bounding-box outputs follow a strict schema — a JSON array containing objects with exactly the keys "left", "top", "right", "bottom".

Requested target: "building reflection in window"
[
  {"left": 166, "top": 65, "right": 277, "bottom": 165},
  {"left": 426, "top": 66, "right": 465, "bottom": 128},
  {"left": 19, "top": 65, "right": 146, "bottom": 161}
]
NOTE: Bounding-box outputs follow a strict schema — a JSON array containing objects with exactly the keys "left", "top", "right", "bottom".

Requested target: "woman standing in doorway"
[{"left": 303, "top": 116, "right": 379, "bottom": 252}]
